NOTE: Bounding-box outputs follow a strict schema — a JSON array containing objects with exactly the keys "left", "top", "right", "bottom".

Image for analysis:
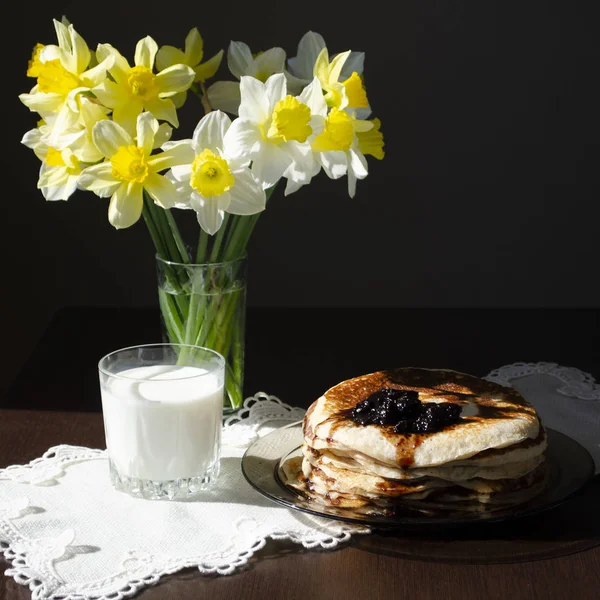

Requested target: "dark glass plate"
[{"left": 241, "top": 422, "right": 595, "bottom": 528}]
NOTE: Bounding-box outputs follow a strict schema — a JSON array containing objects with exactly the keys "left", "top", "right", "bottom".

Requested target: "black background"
[{"left": 2, "top": 1, "right": 600, "bottom": 394}]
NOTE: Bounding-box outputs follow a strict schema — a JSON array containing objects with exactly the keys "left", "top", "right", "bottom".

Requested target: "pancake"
[
  {"left": 284, "top": 367, "right": 548, "bottom": 517},
  {"left": 306, "top": 445, "right": 546, "bottom": 482},
  {"left": 304, "top": 368, "right": 541, "bottom": 469}
]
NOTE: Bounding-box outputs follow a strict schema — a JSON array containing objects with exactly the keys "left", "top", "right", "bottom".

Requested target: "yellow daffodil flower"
[
  {"left": 285, "top": 31, "right": 370, "bottom": 120},
  {"left": 207, "top": 41, "right": 286, "bottom": 115},
  {"left": 313, "top": 47, "right": 370, "bottom": 115},
  {"left": 19, "top": 19, "right": 113, "bottom": 147},
  {"left": 93, "top": 37, "right": 195, "bottom": 136},
  {"left": 167, "top": 110, "right": 266, "bottom": 234},
  {"left": 155, "top": 28, "right": 224, "bottom": 108},
  {"left": 78, "top": 113, "right": 193, "bottom": 229},
  {"left": 309, "top": 109, "right": 384, "bottom": 197}
]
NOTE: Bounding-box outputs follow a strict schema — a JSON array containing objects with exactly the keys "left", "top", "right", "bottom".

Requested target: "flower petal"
[
  {"left": 136, "top": 112, "right": 158, "bottom": 155},
  {"left": 206, "top": 81, "right": 242, "bottom": 115},
  {"left": 53, "top": 19, "right": 70, "bottom": 52},
  {"left": 284, "top": 177, "right": 305, "bottom": 197},
  {"left": 135, "top": 36, "right": 158, "bottom": 70},
  {"left": 156, "top": 64, "right": 195, "bottom": 95},
  {"left": 156, "top": 45, "right": 186, "bottom": 71},
  {"left": 93, "top": 120, "right": 134, "bottom": 158},
  {"left": 252, "top": 47, "right": 286, "bottom": 77},
  {"left": 148, "top": 141, "right": 194, "bottom": 171},
  {"left": 282, "top": 142, "right": 315, "bottom": 185},
  {"left": 47, "top": 104, "right": 79, "bottom": 148},
  {"left": 347, "top": 167, "right": 357, "bottom": 198},
  {"left": 340, "top": 51, "right": 365, "bottom": 80},
  {"left": 283, "top": 70, "right": 308, "bottom": 95},
  {"left": 319, "top": 151, "right": 348, "bottom": 179},
  {"left": 95, "top": 44, "right": 130, "bottom": 83},
  {"left": 144, "top": 97, "right": 179, "bottom": 127},
  {"left": 297, "top": 77, "right": 327, "bottom": 116},
  {"left": 78, "top": 162, "right": 119, "bottom": 191},
  {"left": 82, "top": 54, "right": 114, "bottom": 86},
  {"left": 154, "top": 123, "right": 173, "bottom": 148},
  {"left": 348, "top": 148, "right": 368, "bottom": 179},
  {"left": 38, "top": 165, "right": 68, "bottom": 188},
  {"left": 250, "top": 143, "right": 292, "bottom": 188},
  {"left": 19, "top": 92, "right": 63, "bottom": 114},
  {"left": 222, "top": 118, "right": 261, "bottom": 161},
  {"left": 21, "top": 128, "right": 43, "bottom": 149},
  {"left": 192, "top": 110, "right": 231, "bottom": 153},
  {"left": 112, "top": 100, "right": 144, "bottom": 137},
  {"left": 109, "top": 182, "right": 143, "bottom": 229},
  {"left": 91, "top": 79, "right": 122, "bottom": 109},
  {"left": 194, "top": 50, "right": 224, "bottom": 82},
  {"left": 93, "top": 182, "right": 121, "bottom": 198},
  {"left": 329, "top": 50, "right": 351, "bottom": 83},
  {"left": 227, "top": 41, "right": 253, "bottom": 79},
  {"left": 294, "top": 31, "right": 326, "bottom": 80},
  {"left": 238, "top": 76, "right": 269, "bottom": 123},
  {"left": 165, "top": 170, "right": 194, "bottom": 208},
  {"left": 227, "top": 169, "right": 266, "bottom": 215},
  {"left": 185, "top": 28, "right": 204, "bottom": 65},
  {"left": 70, "top": 25, "right": 91, "bottom": 74},
  {"left": 190, "top": 191, "right": 226, "bottom": 235},
  {"left": 169, "top": 163, "right": 193, "bottom": 182},
  {"left": 265, "top": 73, "right": 287, "bottom": 113},
  {"left": 144, "top": 173, "right": 178, "bottom": 208},
  {"left": 42, "top": 175, "right": 79, "bottom": 201}
]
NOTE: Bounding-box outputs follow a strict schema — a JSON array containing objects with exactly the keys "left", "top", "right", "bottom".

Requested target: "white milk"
[{"left": 101, "top": 365, "right": 223, "bottom": 480}]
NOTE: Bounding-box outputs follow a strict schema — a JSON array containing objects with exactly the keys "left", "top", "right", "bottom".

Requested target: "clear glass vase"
[{"left": 156, "top": 255, "right": 247, "bottom": 414}]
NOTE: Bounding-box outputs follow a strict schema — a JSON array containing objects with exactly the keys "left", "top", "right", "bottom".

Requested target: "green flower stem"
[
  {"left": 196, "top": 230, "right": 209, "bottom": 263},
  {"left": 164, "top": 210, "right": 190, "bottom": 263},
  {"left": 143, "top": 193, "right": 188, "bottom": 332},
  {"left": 158, "top": 290, "right": 184, "bottom": 344},
  {"left": 209, "top": 213, "right": 230, "bottom": 263},
  {"left": 224, "top": 362, "right": 243, "bottom": 410},
  {"left": 147, "top": 200, "right": 184, "bottom": 265}
]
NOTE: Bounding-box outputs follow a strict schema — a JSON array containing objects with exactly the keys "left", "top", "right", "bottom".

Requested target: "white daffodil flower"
[
  {"left": 223, "top": 74, "right": 326, "bottom": 192},
  {"left": 19, "top": 19, "right": 113, "bottom": 147},
  {"left": 78, "top": 113, "right": 193, "bottom": 229},
  {"left": 167, "top": 110, "right": 266, "bottom": 235},
  {"left": 206, "top": 41, "right": 286, "bottom": 115},
  {"left": 22, "top": 122, "right": 83, "bottom": 201},
  {"left": 93, "top": 37, "right": 195, "bottom": 135},
  {"left": 310, "top": 110, "right": 385, "bottom": 198}
]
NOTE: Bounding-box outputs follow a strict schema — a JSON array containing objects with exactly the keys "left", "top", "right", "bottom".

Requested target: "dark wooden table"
[{"left": 2, "top": 307, "right": 600, "bottom": 599}]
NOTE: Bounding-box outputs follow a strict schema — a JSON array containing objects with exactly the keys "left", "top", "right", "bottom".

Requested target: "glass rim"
[
  {"left": 98, "top": 343, "right": 226, "bottom": 381},
  {"left": 155, "top": 250, "right": 247, "bottom": 268}
]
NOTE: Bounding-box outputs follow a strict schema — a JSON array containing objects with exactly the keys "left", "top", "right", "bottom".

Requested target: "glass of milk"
[{"left": 98, "top": 343, "right": 225, "bottom": 500}]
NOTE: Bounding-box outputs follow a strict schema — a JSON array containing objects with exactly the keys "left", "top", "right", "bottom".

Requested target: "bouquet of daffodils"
[{"left": 20, "top": 18, "right": 385, "bottom": 409}]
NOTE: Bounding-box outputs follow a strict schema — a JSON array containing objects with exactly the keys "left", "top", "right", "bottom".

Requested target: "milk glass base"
[{"left": 109, "top": 458, "right": 220, "bottom": 501}]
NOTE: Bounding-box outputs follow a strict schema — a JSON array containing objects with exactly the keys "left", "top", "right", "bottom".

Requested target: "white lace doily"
[
  {"left": 484, "top": 362, "right": 600, "bottom": 472},
  {"left": 1, "top": 365, "right": 599, "bottom": 599},
  {"left": 0, "top": 393, "right": 368, "bottom": 600}
]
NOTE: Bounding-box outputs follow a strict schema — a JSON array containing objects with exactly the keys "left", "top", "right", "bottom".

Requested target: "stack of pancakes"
[{"left": 283, "top": 368, "right": 547, "bottom": 516}]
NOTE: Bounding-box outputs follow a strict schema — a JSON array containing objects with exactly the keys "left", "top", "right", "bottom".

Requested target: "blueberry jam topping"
[{"left": 350, "top": 388, "right": 461, "bottom": 434}]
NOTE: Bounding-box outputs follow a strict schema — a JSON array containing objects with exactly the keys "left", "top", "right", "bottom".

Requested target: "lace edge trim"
[
  {"left": 0, "top": 525, "right": 368, "bottom": 599},
  {"left": 485, "top": 361, "right": 600, "bottom": 401}
]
